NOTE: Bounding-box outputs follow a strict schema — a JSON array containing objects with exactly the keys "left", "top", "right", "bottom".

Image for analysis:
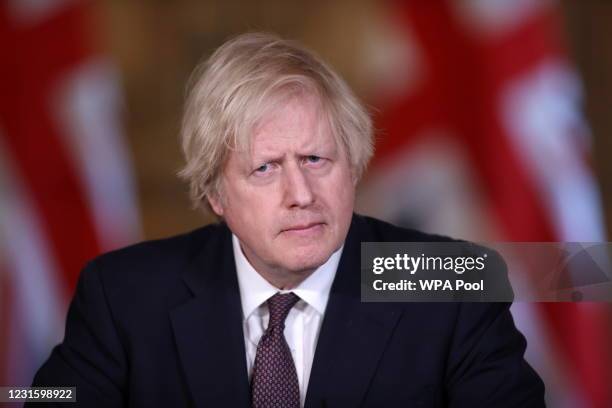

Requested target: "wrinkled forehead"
[{"left": 230, "top": 87, "right": 340, "bottom": 156}]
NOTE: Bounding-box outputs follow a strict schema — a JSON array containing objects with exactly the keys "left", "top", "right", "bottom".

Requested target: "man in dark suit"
[{"left": 32, "top": 33, "right": 545, "bottom": 407}]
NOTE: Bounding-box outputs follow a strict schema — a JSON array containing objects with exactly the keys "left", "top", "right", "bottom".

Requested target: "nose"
[{"left": 282, "top": 162, "right": 315, "bottom": 208}]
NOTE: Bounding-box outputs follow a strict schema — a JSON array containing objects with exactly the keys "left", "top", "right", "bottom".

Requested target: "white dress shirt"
[{"left": 232, "top": 234, "right": 342, "bottom": 407}]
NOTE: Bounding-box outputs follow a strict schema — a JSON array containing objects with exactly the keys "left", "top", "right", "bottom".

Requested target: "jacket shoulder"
[
  {"left": 88, "top": 222, "right": 229, "bottom": 292},
  {"left": 353, "top": 213, "right": 502, "bottom": 267}
]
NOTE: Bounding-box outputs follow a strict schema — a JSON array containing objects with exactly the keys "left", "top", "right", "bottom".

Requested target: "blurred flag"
[
  {"left": 0, "top": 0, "right": 140, "bottom": 386},
  {"left": 358, "top": 1, "right": 609, "bottom": 407}
]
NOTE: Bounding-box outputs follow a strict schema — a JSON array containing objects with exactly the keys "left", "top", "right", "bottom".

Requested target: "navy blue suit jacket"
[{"left": 31, "top": 214, "right": 545, "bottom": 407}]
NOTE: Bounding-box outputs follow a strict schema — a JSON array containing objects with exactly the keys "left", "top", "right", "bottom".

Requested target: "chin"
[{"left": 283, "top": 245, "right": 335, "bottom": 273}]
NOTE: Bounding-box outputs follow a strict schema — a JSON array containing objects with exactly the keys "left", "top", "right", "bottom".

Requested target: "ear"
[
  {"left": 351, "top": 167, "right": 359, "bottom": 187},
  {"left": 207, "top": 193, "right": 225, "bottom": 217}
]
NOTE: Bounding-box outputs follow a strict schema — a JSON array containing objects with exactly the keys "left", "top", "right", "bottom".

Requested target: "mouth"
[{"left": 281, "top": 222, "right": 325, "bottom": 235}]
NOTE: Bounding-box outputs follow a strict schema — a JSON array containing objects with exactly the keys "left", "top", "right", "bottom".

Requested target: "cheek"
[
  {"left": 224, "top": 188, "right": 277, "bottom": 233},
  {"left": 328, "top": 168, "right": 355, "bottom": 209}
]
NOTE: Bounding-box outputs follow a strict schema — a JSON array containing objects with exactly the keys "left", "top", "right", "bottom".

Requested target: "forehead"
[{"left": 246, "top": 94, "right": 339, "bottom": 157}]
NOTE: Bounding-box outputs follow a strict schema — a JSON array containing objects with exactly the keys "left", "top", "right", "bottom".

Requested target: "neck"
[{"left": 255, "top": 267, "right": 316, "bottom": 290}]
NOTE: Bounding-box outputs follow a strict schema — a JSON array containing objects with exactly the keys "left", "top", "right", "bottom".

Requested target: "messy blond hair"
[{"left": 179, "top": 32, "right": 373, "bottom": 214}]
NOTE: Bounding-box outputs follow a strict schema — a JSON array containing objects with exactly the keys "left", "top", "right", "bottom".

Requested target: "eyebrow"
[
  {"left": 252, "top": 142, "right": 337, "bottom": 162},
  {"left": 250, "top": 154, "right": 284, "bottom": 166},
  {"left": 253, "top": 151, "right": 330, "bottom": 165}
]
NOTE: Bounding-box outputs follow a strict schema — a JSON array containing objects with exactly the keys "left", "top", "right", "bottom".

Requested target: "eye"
[
  {"left": 305, "top": 155, "right": 327, "bottom": 169},
  {"left": 254, "top": 163, "right": 270, "bottom": 173},
  {"left": 306, "top": 155, "right": 322, "bottom": 164}
]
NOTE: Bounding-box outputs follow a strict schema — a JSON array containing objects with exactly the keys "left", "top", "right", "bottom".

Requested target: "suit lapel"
[
  {"left": 305, "top": 215, "right": 404, "bottom": 408},
  {"left": 170, "top": 224, "right": 250, "bottom": 408}
]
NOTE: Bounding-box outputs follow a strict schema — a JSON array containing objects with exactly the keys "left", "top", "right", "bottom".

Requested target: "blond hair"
[{"left": 179, "top": 32, "right": 373, "bottom": 214}]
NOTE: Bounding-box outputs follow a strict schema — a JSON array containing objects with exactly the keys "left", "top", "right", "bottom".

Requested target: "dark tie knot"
[{"left": 267, "top": 292, "right": 299, "bottom": 329}]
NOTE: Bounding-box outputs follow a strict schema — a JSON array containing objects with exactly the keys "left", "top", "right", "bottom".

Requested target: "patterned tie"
[{"left": 251, "top": 292, "right": 301, "bottom": 408}]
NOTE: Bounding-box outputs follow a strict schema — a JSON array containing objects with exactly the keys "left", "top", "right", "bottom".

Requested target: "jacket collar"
[
  {"left": 304, "top": 214, "right": 404, "bottom": 408},
  {"left": 170, "top": 222, "right": 251, "bottom": 407}
]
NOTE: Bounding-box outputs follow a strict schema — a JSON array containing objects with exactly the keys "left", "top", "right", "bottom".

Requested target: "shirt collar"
[{"left": 232, "top": 234, "right": 342, "bottom": 319}]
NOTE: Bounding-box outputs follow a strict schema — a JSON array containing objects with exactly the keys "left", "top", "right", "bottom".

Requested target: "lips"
[{"left": 282, "top": 222, "right": 324, "bottom": 232}]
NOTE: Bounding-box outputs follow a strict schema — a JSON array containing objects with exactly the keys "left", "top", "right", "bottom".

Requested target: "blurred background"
[{"left": 1, "top": 0, "right": 611, "bottom": 407}]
